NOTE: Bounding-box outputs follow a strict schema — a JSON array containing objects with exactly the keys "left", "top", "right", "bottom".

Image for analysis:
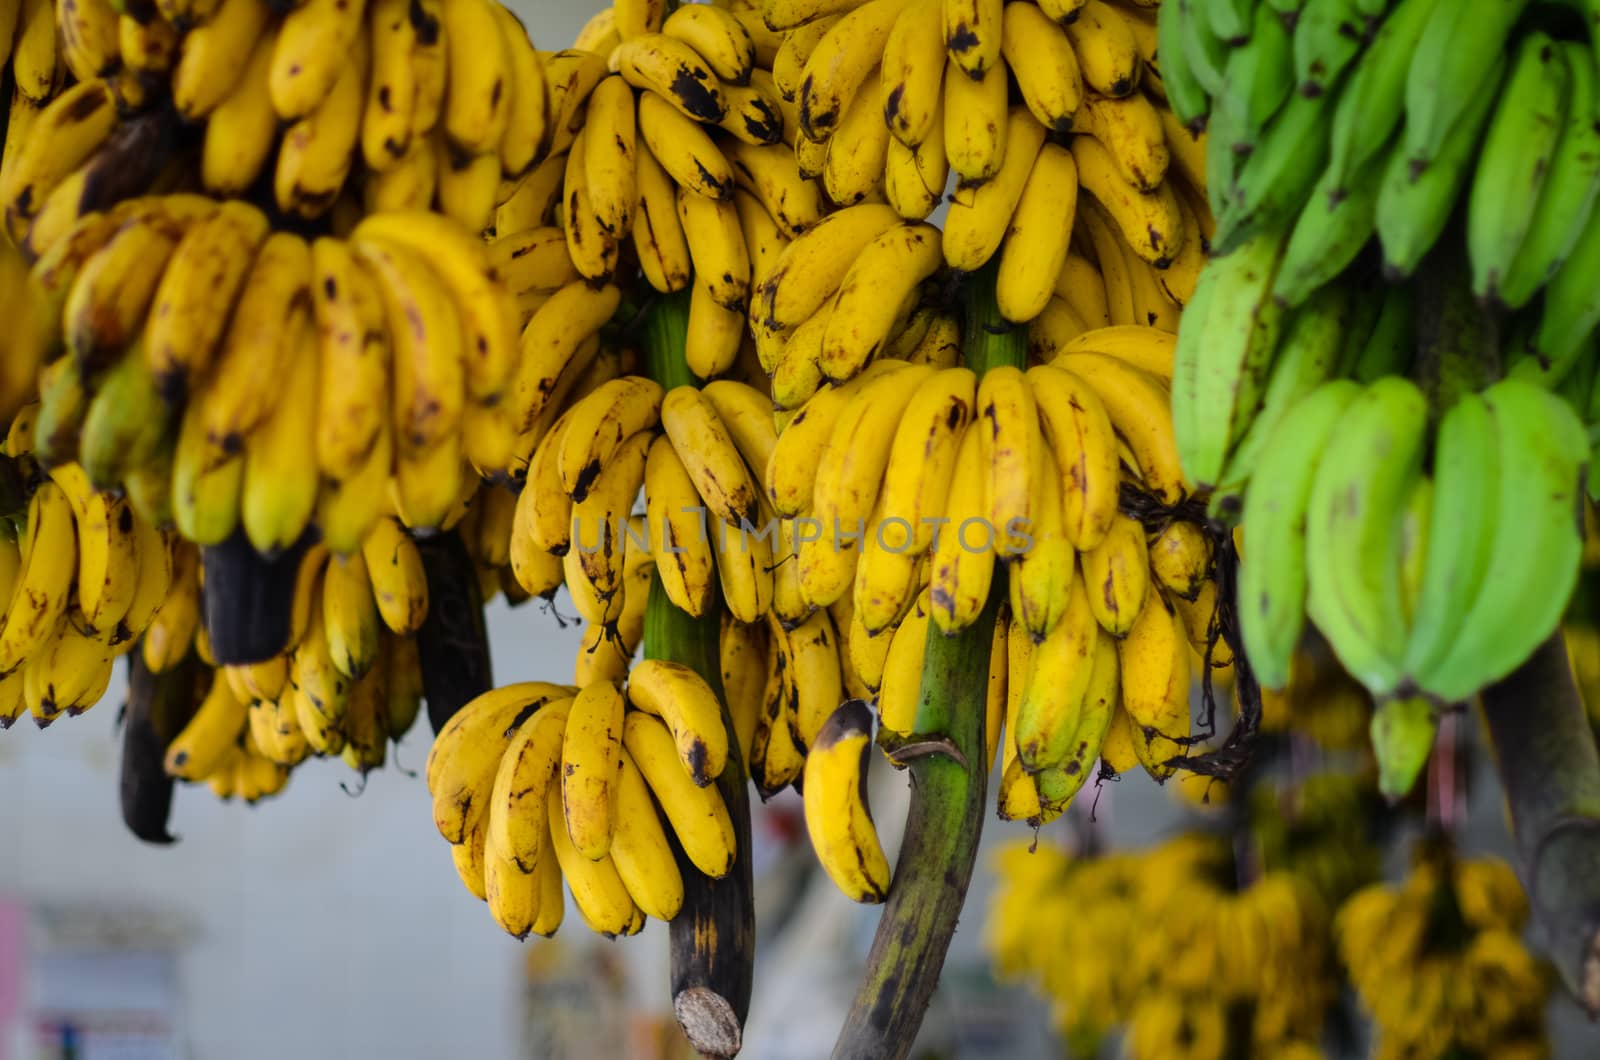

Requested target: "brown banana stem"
[
  {"left": 201, "top": 528, "right": 315, "bottom": 665},
  {"left": 1480, "top": 632, "right": 1600, "bottom": 1014},
  {"left": 415, "top": 530, "right": 492, "bottom": 734}
]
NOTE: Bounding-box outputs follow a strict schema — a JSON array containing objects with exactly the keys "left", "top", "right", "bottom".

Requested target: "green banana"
[
  {"left": 1402, "top": 0, "right": 1532, "bottom": 171},
  {"left": 1205, "top": 101, "right": 1250, "bottom": 222},
  {"left": 1324, "top": 0, "right": 1442, "bottom": 193},
  {"left": 1376, "top": 56, "right": 1505, "bottom": 279},
  {"left": 1417, "top": 380, "right": 1589, "bottom": 702},
  {"left": 79, "top": 341, "right": 176, "bottom": 490},
  {"left": 1466, "top": 32, "right": 1570, "bottom": 306},
  {"left": 1207, "top": 0, "right": 1259, "bottom": 44},
  {"left": 1212, "top": 282, "right": 1353, "bottom": 507},
  {"left": 1179, "top": 0, "right": 1231, "bottom": 98},
  {"left": 1158, "top": 0, "right": 1211, "bottom": 128},
  {"left": 1214, "top": 88, "right": 1334, "bottom": 252},
  {"left": 1292, "top": 0, "right": 1366, "bottom": 98},
  {"left": 1304, "top": 376, "right": 1429, "bottom": 696},
  {"left": 1533, "top": 195, "right": 1600, "bottom": 381},
  {"left": 1220, "top": 2, "right": 1295, "bottom": 135},
  {"left": 1400, "top": 391, "right": 1497, "bottom": 686},
  {"left": 1237, "top": 380, "right": 1362, "bottom": 690},
  {"left": 1370, "top": 696, "right": 1437, "bottom": 800},
  {"left": 1171, "top": 227, "right": 1289, "bottom": 490},
  {"left": 1347, "top": 282, "right": 1416, "bottom": 381},
  {"left": 1272, "top": 136, "right": 1392, "bottom": 308},
  {"left": 1497, "top": 41, "right": 1600, "bottom": 310}
]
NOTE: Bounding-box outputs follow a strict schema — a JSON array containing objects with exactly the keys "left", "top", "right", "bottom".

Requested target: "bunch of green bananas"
[
  {"left": 1336, "top": 842, "right": 1550, "bottom": 1060},
  {"left": 1165, "top": 0, "right": 1600, "bottom": 328},
  {"left": 986, "top": 832, "right": 1332, "bottom": 1059},
  {"left": 424, "top": 661, "right": 738, "bottom": 940}
]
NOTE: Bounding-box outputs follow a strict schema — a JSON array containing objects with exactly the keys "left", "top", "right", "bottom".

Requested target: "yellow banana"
[
  {"left": 1120, "top": 587, "right": 1189, "bottom": 780},
  {"left": 943, "top": 0, "right": 1002, "bottom": 79},
  {"left": 721, "top": 616, "right": 769, "bottom": 766},
  {"left": 165, "top": 674, "right": 248, "bottom": 780},
  {"left": 318, "top": 423, "right": 394, "bottom": 557},
  {"left": 686, "top": 277, "right": 746, "bottom": 379},
  {"left": 943, "top": 104, "right": 1046, "bottom": 270},
  {"left": 321, "top": 553, "right": 382, "bottom": 681},
  {"left": 1035, "top": 627, "right": 1119, "bottom": 814},
  {"left": 796, "top": 0, "right": 910, "bottom": 141},
  {"left": 769, "top": 359, "right": 912, "bottom": 516},
  {"left": 717, "top": 78, "right": 784, "bottom": 146},
  {"left": 612, "top": 32, "right": 726, "bottom": 124},
  {"left": 634, "top": 143, "right": 694, "bottom": 292},
  {"left": 170, "top": 0, "right": 272, "bottom": 120},
  {"left": 1076, "top": 90, "right": 1166, "bottom": 191},
  {"left": 884, "top": 131, "right": 948, "bottom": 221},
  {"left": 753, "top": 201, "right": 902, "bottom": 339},
  {"left": 429, "top": 681, "right": 569, "bottom": 842},
  {"left": 627, "top": 658, "right": 730, "bottom": 787},
  {"left": 142, "top": 543, "right": 200, "bottom": 673},
  {"left": 1054, "top": 253, "right": 1112, "bottom": 330},
  {"left": 542, "top": 48, "right": 610, "bottom": 157},
  {"left": 821, "top": 67, "right": 892, "bottom": 206},
  {"left": 613, "top": 0, "right": 664, "bottom": 39},
  {"left": 582, "top": 75, "right": 636, "bottom": 238},
  {"left": 610, "top": 747, "right": 685, "bottom": 921},
  {"left": 269, "top": 0, "right": 365, "bottom": 121},
  {"left": 663, "top": 3, "right": 755, "bottom": 85},
  {"left": 569, "top": 430, "right": 651, "bottom": 620},
  {"left": 362, "top": 136, "right": 439, "bottom": 213},
  {"left": 1061, "top": 0, "right": 1141, "bottom": 98},
  {"left": 1071, "top": 136, "right": 1181, "bottom": 266},
  {"left": 360, "top": 515, "right": 429, "bottom": 635},
  {"left": 0, "top": 482, "right": 77, "bottom": 674},
  {"left": 1150, "top": 521, "right": 1211, "bottom": 602},
  {"left": 362, "top": 0, "right": 419, "bottom": 171},
  {"left": 804, "top": 699, "right": 892, "bottom": 902},
  {"left": 997, "top": 143, "right": 1078, "bottom": 324},
  {"left": 1014, "top": 567, "right": 1095, "bottom": 770},
  {"left": 773, "top": 607, "right": 844, "bottom": 746},
  {"left": 715, "top": 506, "right": 776, "bottom": 623},
  {"left": 560, "top": 680, "right": 625, "bottom": 859},
  {"left": 1001, "top": 1, "right": 1082, "bottom": 134},
  {"left": 1027, "top": 363, "right": 1120, "bottom": 550},
  {"left": 975, "top": 365, "right": 1039, "bottom": 558},
  {"left": 435, "top": 142, "right": 500, "bottom": 234},
  {"left": 10, "top": 0, "right": 59, "bottom": 104},
  {"left": 623, "top": 710, "right": 736, "bottom": 878},
  {"left": 660, "top": 386, "right": 761, "bottom": 526},
  {"left": 308, "top": 237, "right": 390, "bottom": 481},
  {"left": 644, "top": 434, "right": 718, "bottom": 617},
  {"left": 546, "top": 782, "right": 637, "bottom": 936},
  {"left": 943, "top": 57, "right": 1008, "bottom": 182},
  {"left": 58, "top": 0, "right": 121, "bottom": 83},
  {"left": 561, "top": 124, "right": 619, "bottom": 280},
  {"left": 239, "top": 304, "right": 320, "bottom": 556},
  {"left": 64, "top": 215, "right": 183, "bottom": 377},
  {"left": 1064, "top": 351, "right": 1185, "bottom": 503},
  {"left": 997, "top": 616, "right": 1044, "bottom": 821},
  {"left": 881, "top": 0, "right": 946, "bottom": 147},
  {"left": 1081, "top": 512, "right": 1148, "bottom": 636},
  {"left": 818, "top": 221, "right": 942, "bottom": 381},
  {"left": 929, "top": 421, "right": 994, "bottom": 634},
  {"left": 1009, "top": 427, "right": 1074, "bottom": 639},
  {"left": 507, "top": 280, "right": 621, "bottom": 434},
  {"left": 484, "top": 699, "right": 572, "bottom": 870},
  {"left": 273, "top": 33, "right": 369, "bottom": 218},
  {"left": 877, "top": 587, "right": 932, "bottom": 737},
  {"left": 677, "top": 186, "right": 751, "bottom": 315},
  {"left": 750, "top": 626, "right": 806, "bottom": 794}
]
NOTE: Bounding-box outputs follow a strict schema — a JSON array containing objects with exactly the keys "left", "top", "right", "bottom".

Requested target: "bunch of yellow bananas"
[
  {"left": 1255, "top": 638, "right": 1373, "bottom": 752},
  {"left": 425, "top": 661, "right": 737, "bottom": 939},
  {"left": 2, "top": 0, "right": 553, "bottom": 237},
  {"left": 1336, "top": 844, "right": 1550, "bottom": 1060},
  {"left": 0, "top": 442, "right": 176, "bottom": 728},
  {"left": 986, "top": 832, "right": 1330, "bottom": 1059}
]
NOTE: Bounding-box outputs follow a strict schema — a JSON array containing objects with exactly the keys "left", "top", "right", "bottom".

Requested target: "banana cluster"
[
  {"left": 760, "top": 0, "right": 1203, "bottom": 313},
  {"left": 1248, "top": 771, "right": 1382, "bottom": 908},
  {"left": 1336, "top": 843, "right": 1549, "bottom": 1060},
  {"left": 1167, "top": 0, "right": 1600, "bottom": 333},
  {"left": 145, "top": 518, "right": 427, "bottom": 777},
  {"left": 986, "top": 833, "right": 1330, "bottom": 1059},
  {"left": 0, "top": 447, "right": 176, "bottom": 728},
  {"left": 1231, "top": 373, "right": 1587, "bottom": 790},
  {"left": 424, "top": 662, "right": 737, "bottom": 940}
]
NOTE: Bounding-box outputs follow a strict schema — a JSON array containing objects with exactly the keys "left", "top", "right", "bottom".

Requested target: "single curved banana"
[
  {"left": 0, "top": 482, "right": 77, "bottom": 674},
  {"left": 996, "top": 143, "right": 1078, "bottom": 324},
  {"left": 202, "top": 46, "right": 281, "bottom": 197},
  {"left": 1118, "top": 587, "right": 1188, "bottom": 780},
  {"left": 943, "top": 105, "right": 1046, "bottom": 271},
  {"left": 804, "top": 700, "right": 892, "bottom": 903},
  {"left": 818, "top": 221, "right": 942, "bottom": 381},
  {"left": 627, "top": 658, "right": 730, "bottom": 787},
  {"left": 943, "top": 57, "right": 1009, "bottom": 183},
  {"left": 239, "top": 306, "right": 320, "bottom": 556},
  {"left": 644, "top": 435, "right": 718, "bottom": 617},
  {"left": 928, "top": 420, "right": 995, "bottom": 633},
  {"left": 663, "top": 3, "right": 755, "bottom": 85},
  {"left": 1002, "top": 1, "right": 1082, "bottom": 134},
  {"left": 1027, "top": 364, "right": 1119, "bottom": 551},
  {"left": 678, "top": 187, "right": 751, "bottom": 312},
  {"left": 609, "top": 747, "right": 685, "bottom": 921},
  {"left": 613, "top": 32, "right": 726, "bottom": 124},
  {"left": 429, "top": 682, "right": 568, "bottom": 843},
  {"left": 274, "top": 33, "right": 370, "bottom": 218},
  {"left": 622, "top": 710, "right": 736, "bottom": 878},
  {"left": 881, "top": 0, "right": 946, "bottom": 148},
  {"left": 660, "top": 386, "right": 761, "bottom": 526},
  {"left": 170, "top": 0, "right": 272, "bottom": 120},
  {"left": 164, "top": 674, "right": 247, "bottom": 780},
  {"left": 876, "top": 588, "right": 932, "bottom": 737},
  {"left": 560, "top": 680, "right": 625, "bottom": 860},
  {"left": 796, "top": 0, "right": 910, "bottom": 141}
]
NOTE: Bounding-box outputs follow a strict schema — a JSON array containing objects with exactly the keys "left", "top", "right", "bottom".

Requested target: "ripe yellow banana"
[
  {"left": 753, "top": 201, "right": 902, "bottom": 341},
  {"left": 10, "top": 0, "right": 59, "bottom": 104},
  {"left": 943, "top": 57, "right": 1009, "bottom": 183},
  {"left": 321, "top": 553, "right": 382, "bottom": 680},
  {"left": 0, "top": 482, "right": 77, "bottom": 674},
  {"left": 929, "top": 420, "right": 994, "bottom": 634},
  {"left": 877, "top": 588, "right": 932, "bottom": 737},
  {"left": 1014, "top": 567, "right": 1095, "bottom": 770},
  {"left": 660, "top": 387, "right": 761, "bottom": 526},
  {"left": 821, "top": 67, "right": 892, "bottom": 206},
  {"left": 1001, "top": 1, "right": 1082, "bottom": 133},
  {"left": 239, "top": 307, "right": 320, "bottom": 556},
  {"left": 308, "top": 237, "right": 390, "bottom": 480},
  {"left": 199, "top": 26, "right": 280, "bottom": 196},
  {"left": 677, "top": 187, "right": 751, "bottom": 312},
  {"left": 492, "top": 5, "right": 547, "bottom": 177},
  {"left": 881, "top": 0, "right": 947, "bottom": 148},
  {"left": 943, "top": 104, "right": 1047, "bottom": 271},
  {"left": 884, "top": 131, "right": 949, "bottom": 221},
  {"left": 634, "top": 143, "right": 694, "bottom": 292},
  {"left": 627, "top": 658, "right": 730, "bottom": 787},
  {"left": 622, "top": 710, "right": 736, "bottom": 878},
  {"left": 715, "top": 505, "right": 776, "bottom": 623},
  {"left": 612, "top": 33, "right": 726, "bottom": 124},
  {"left": 485, "top": 699, "right": 572, "bottom": 870},
  {"left": 361, "top": 515, "right": 430, "bottom": 635},
  {"left": 545, "top": 782, "right": 637, "bottom": 936},
  {"left": 141, "top": 543, "right": 200, "bottom": 673},
  {"left": 560, "top": 680, "right": 625, "bottom": 859},
  {"left": 1027, "top": 363, "right": 1120, "bottom": 551},
  {"left": 561, "top": 125, "right": 619, "bottom": 280},
  {"left": 1061, "top": 0, "right": 1140, "bottom": 98},
  {"left": 644, "top": 435, "right": 718, "bottom": 617},
  {"left": 1080, "top": 512, "right": 1148, "bottom": 636},
  {"left": 582, "top": 75, "right": 637, "bottom": 238},
  {"left": 1063, "top": 352, "right": 1185, "bottom": 503},
  {"left": 165, "top": 674, "right": 249, "bottom": 780},
  {"left": 818, "top": 221, "right": 942, "bottom": 381},
  {"left": 362, "top": 0, "right": 420, "bottom": 170},
  {"left": 997, "top": 143, "right": 1079, "bottom": 324},
  {"left": 428, "top": 681, "right": 568, "bottom": 841},
  {"left": 610, "top": 747, "right": 685, "bottom": 921},
  {"left": 269, "top": 0, "right": 365, "bottom": 121},
  {"left": 569, "top": 430, "right": 651, "bottom": 619},
  {"left": 1071, "top": 136, "right": 1181, "bottom": 266},
  {"left": 804, "top": 700, "right": 892, "bottom": 902},
  {"left": 273, "top": 33, "right": 369, "bottom": 218},
  {"left": 1009, "top": 427, "right": 1074, "bottom": 639},
  {"left": 1120, "top": 587, "right": 1189, "bottom": 780},
  {"left": 507, "top": 280, "right": 622, "bottom": 434},
  {"left": 363, "top": 136, "right": 439, "bottom": 213},
  {"left": 170, "top": 0, "right": 272, "bottom": 120},
  {"left": 796, "top": 0, "right": 910, "bottom": 141},
  {"left": 686, "top": 278, "right": 746, "bottom": 379},
  {"left": 775, "top": 608, "right": 845, "bottom": 746}
]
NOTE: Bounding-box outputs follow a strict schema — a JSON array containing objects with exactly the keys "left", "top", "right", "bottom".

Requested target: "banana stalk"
[
  {"left": 201, "top": 530, "right": 317, "bottom": 664},
  {"left": 415, "top": 530, "right": 493, "bottom": 734},
  {"left": 1414, "top": 242, "right": 1497, "bottom": 424},
  {"left": 834, "top": 268, "right": 1010, "bottom": 1059},
  {"left": 1480, "top": 634, "right": 1600, "bottom": 1016},
  {"left": 640, "top": 288, "right": 755, "bottom": 1058},
  {"left": 120, "top": 651, "right": 204, "bottom": 844}
]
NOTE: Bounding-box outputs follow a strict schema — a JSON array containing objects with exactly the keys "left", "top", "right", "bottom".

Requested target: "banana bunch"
[
  {"left": 17, "top": 196, "right": 553, "bottom": 553},
  {"left": 163, "top": 670, "right": 293, "bottom": 804},
  {"left": 1231, "top": 373, "right": 1587, "bottom": 792},
  {"left": 0, "top": 442, "right": 178, "bottom": 728},
  {"left": 424, "top": 661, "right": 738, "bottom": 940},
  {"left": 1164, "top": 0, "right": 1600, "bottom": 381},
  {"left": 756, "top": 0, "right": 1205, "bottom": 333},
  {"left": 1336, "top": 842, "right": 1549, "bottom": 1060},
  {"left": 986, "top": 833, "right": 1331, "bottom": 1059},
  {"left": 1248, "top": 771, "right": 1383, "bottom": 908},
  {"left": 141, "top": 519, "right": 428, "bottom": 773}
]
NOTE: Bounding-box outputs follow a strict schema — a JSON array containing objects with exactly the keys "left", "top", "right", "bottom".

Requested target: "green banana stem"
[
  {"left": 960, "top": 259, "right": 1028, "bottom": 375},
  {"left": 643, "top": 574, "right": 756, "bottom": 1058},
  {"left": 833, "top": 590, "right": 999, "bottom": 1060},
  {"left": 1480, "top": 633, "right": 1600, "bottom": 1015},
  {"left": 1414, "top": 242, "right": 1499, "bottom": 418},
  {"left": 835, "top": 267, "right": 1010, "bottom": 1059},
  {"left": 641, "top": 287, "right": 697, "bottom": 390},
  {"left": 637, "top": 285, "right": 755, "bottom": 1056}
]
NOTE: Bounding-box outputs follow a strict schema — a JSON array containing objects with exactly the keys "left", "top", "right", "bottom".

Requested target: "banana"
[
  {"left": 1217, "top": 1, "right": 1292, "bottom": 138},
  {"left": 661, "top": 387, "right": 761, "bottom": 526},
  {"left": 929, "top": 422, "right": 995, "bottom": 633},
  {"left": 997, "top": 143, "right": 1079, "bottom": 324},
  {"left": 1170, "top": 228, "right": 1287, "bottom": 490},
  {"left": 754, "top": 203, "right": 903, "bottom": 352},
  {"left": 363, "top": 137, "right": 440, "bottom": 213},
  {"left": 877, "top": 588, "right": 932, "bottom": 737},
  {"left": 943, "top": 57, "right": 1009, "bottom": 183},
  {"left": 644, "top": 435, "right": 718, "bottom": 617},
  {"left": 627, "top": 658, "right": 730, "bottom": 787},
  {"left": 614, "top": 0, "right": 663, "bottom": 39},
  {"left": 1272, "top": 143, "right": 1389, "bottom": 310},
  {"left": 546, "top": 780, "right": 637, "bottom": 936},
  {"left": 1072, "top": 137, "right": 1182, "bottom": 266},
  {"left": 943, "top": 0, "right": 1001, "bottom": 79},
  {"left": 1414, "top": 381, "right": 1588, "bottom": 702},
  {"left": 1324, "top": 0, "right": 1440, "bottom": 194},
  {"left": 169, "top": 0, "right": 272, "bottom": 120},
  {"left": 796, "top": 0, "right": 910, "bottom": 141},
  {"left": 2, "top": 79, "right": 118, "bottom": 246},
  {"left": 483, "top": 698, "right": 572, "bottom": 872},
  {"left": 237, "top": 304, "right": 319, "bottom": 555},
  {"left": 76, "top": 342, "right": 173, "bottom": 490},
  {"left": 47, "top": 467, "right": 135, "bottom": 638},
  {"left": 10, "top": 0, "right": 59, "bottom": 104},
  {"left": 319, "top": 552, "right": 380, "bottom": 681},
  {"left": 1027, "top": 364, "right": 1120, "bottom": 551},
  {"left": 714, "top": 506, "right": 776, "bottom": 623},
  {"left": 1119, "top": 588, "right": 1189, "bottom": 780},
  {"left": 1290, "top": 0, "right": 1363, "bottom": 98},
  {"left": 274, "top": 32, "right": 370, "bottom": 218},
  {"left": 1535, "top": 191, "right": 1600, "bottom": 381},
  {"left": 308, "top": 237, "right": 390, "bottom": 481},
  {"left": 1213, "top": 86, "right": 1333, "bottom": 253},
  {"left": 64, "top": 214, "right": 186, "bottom": 379},
  {"left": 361, "top": 515, "right": 430, "bottom": 635},
  {"left": 821, "top": 67, "right": 892, "bottom": 206},
  {"left": 341, "top": 660, "right": 390, "bottom": 773},
  {"left": 430, "top": 681, "right": 567, "bottom": 843},
  {"left": 1466, "top": 32, "right": 1570, "bottom": 307},
  {"left": 729, "top": 142, "right": 820, "bottom": 241},
  {"left": 164, "top": 673, "right": 247, "bottom": 780},
  {"left": 141, "top": 542, "right": 200, "bottom": 673},
  {"left": 996, "top": 615, "right": 1043, "bottom": 820},
  {"left": 721, "top": 616, "right": 768, "bottom": 764},
  {"left": 569, "top": 430, "right": 650, "bottom": 621},
  {"left": 804, "top": 700, "right": 891, "bottom": 902},
  {"left": 636, "top": 90, "right": 735, "bottom": 201},
  {"left": 1499, "top": 41, "right": 1600, "bottom": 311},
  {"left": 663, "top": 3, "right": 755, "bottom": 85},
  {"left": 362, "top": 0, "right": 420, "bottom": 170},
  {"left": 556, "top": 378, "right": 665, "bottom": 501},
  {"left": 1069, "top": 351, "right": 1186, "bottom": 503},
  {"left": 435, "top": 143, "right": 501, "bottom": 234},
  {"left": 1002, "top": 2, "right": 1081, "bottom": 136},
  {"left": 543, "top": 48, "right": 609, "bottom": 157},
  {"left": 508, "top": 281, "right": 621, "bottom": 435},
  {"left": 1013, "top": 566, "right": 1095, "bottom": 770},
  {"left": 268, "top": 0, "right": 365, "bottom": 122},
  {"left": 613, "top": 32, "right": 726, "bottom": 124},
  {"left": 198, "top": 25, "right": 278, "bottom": 195},
  {"left": 291, "top": 578, "right": 353, "bottom": 739},
  {"left": 57, "top": 0, "right": 120, "bottom": 83},
  {"left": 1038, "top": 627, "right": 1119, "bottom": 811},
  {"left": 560, "top": 123, "right": 618, "bottom": 280},
  {"left": 1402, "top": 0, "right": 1530, "bottom": 172},
  {"left": 560, "top": 680, "right": 625, "bottom": 859},
  {"left": 1009, "top": 427, "right": 1074, "bottom": 638},
  {"left": 622, "top": 710, "right": 736, "bottom": 878},
  {"left": 1083, "top": 513, "right": 1150, "bottom": 636},
  {"left": 1061, "top": 0, "right": 1141, "bottom": 98},
  {"left": 492, "top": 5, "right": 547, "bottom": 178},
  {"left": 881, "top": 0, "right": 946, "bottom": 147},
  {"left": 772, "top": 608, "right": 844, "bottom": 746},
  {"left": 578, "top": 75, "right": 637, "bottom": 241},
  {"left": 943, "top": 106, "right": 1047, "bottom": 271},
  {"left": 610, "top": 747, "right": 685, "bottom": 921},
  {"left": 678, "top": 187, "right": 751, "bottom": 312},
  {"left": 975, "top": 365, "right": 1038, "bottom": 560},
  {"left": 1304, "top": 377, "right": 1429, "bottom": 696},
  {"left": 0, "top": 483, "right": 77, "bottom": 674},
  {"left": 884, "top": 132, "right": 948, "bottom": 221},
  {"left": 1374, "top": 56, "right": 1504, "bottom": 279},
  {"left": 818, "top": 222, "right": 941, "bottom": 381},
  {"left": 116, "top": 520, "right": 174, "bottom": 647}
]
